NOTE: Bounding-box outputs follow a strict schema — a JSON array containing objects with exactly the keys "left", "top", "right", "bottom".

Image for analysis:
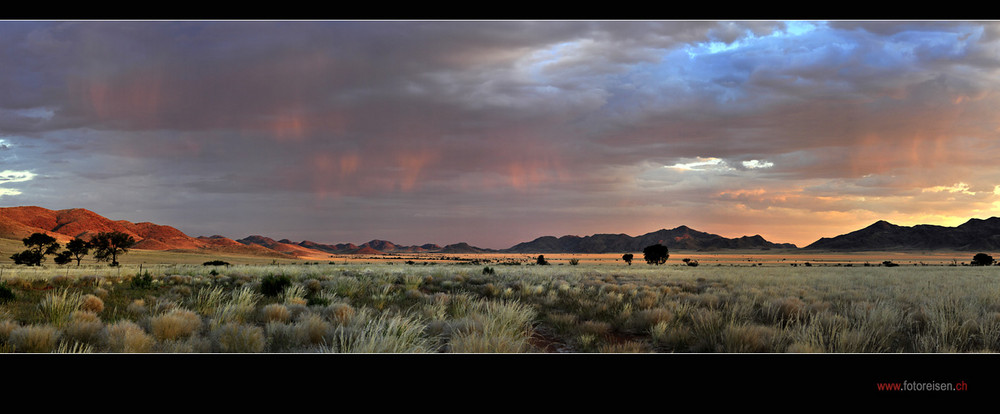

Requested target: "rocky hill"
[
  {"left": 0, "top": 206, "right": 284, "bottom": 256},
  {"left": 804, "top": 218, "right": 1000, "bottom": 251},
  {"left": 504, "top": 225, "right": 797, "bottom": 253}
]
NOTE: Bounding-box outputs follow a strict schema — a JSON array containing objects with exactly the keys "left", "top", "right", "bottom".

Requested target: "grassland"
[{"left": 2, "top": 247, "right": 999, "bottom": 353}]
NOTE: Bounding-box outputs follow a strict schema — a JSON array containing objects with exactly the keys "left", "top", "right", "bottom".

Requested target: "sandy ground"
[{"left": 0, "top": 235, "right": 986, "bottom": 266}]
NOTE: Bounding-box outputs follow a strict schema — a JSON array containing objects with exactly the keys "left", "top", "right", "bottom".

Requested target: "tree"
[
  {"left": 622, "top": 253, "right": 633, "bottom": 265},
  {"left": 53, "top": 251, "right": 73, "bottom": 265},
  {"left": 972, "top": 253, "right": 995, "bottom": 266},
  {"left": 67, "top": 238, "right": 90, "bottom": 266},
  {"left": 10, "top": 233, "right": 60, "bottom": 266},
  {"left": 536, "top": 255, "right": 549, "bottom": 265},
  {"left": 642, "top": 243, "right": 669, "bottom": 265},
  {"left": 90, "top": 231, "right": 136, "bottom": 267},
  {"left": 55, "top": 238, "right": 91, "bottom": 266}
]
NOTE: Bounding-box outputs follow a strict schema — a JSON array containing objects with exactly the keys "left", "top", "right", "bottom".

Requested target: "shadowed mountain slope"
[
  {"left": 805, "top": 218, "right": 1000, "bottom": 251},
  {"left": 504, "top": 225, "right": 797, "bottom": 253}
]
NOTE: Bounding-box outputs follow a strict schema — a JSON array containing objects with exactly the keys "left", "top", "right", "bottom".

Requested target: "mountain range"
[
  {"left": 804, "top": 218, "right": 1000, "bottom": 251},
  {"left": 4, "top": 206, "right": 1000, "bottom": 258}
]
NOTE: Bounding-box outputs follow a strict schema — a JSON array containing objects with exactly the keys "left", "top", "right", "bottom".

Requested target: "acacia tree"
[
  {"left": 90, "top": 231, "right": 136, "bottom": 267},
  {"left": 972, "top": 253, "right": 995, "bottom": 266},
  {"left": 11, "top": 233, "right": 60, "bottom": 266},
  {"left": 622, "top": 253, "right": 633, "bottom": 265},
  {"left": 53, "top": 238, "right": 90, "bottom": 266},
  {"left": 642, "top": 243, "right": 669, "bottom": 265},
  {"left": 65, "top": 238, "right": 90, "bottom": 266}
]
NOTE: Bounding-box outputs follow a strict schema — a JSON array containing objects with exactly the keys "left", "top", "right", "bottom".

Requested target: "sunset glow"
[{"left": 3, "top": 20, "right": 1000, "bottom": 249}]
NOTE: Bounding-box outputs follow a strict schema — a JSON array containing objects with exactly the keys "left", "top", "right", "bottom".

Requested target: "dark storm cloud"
[{"left": 4, "top": 20, "right": 1000, "bottom": 248}]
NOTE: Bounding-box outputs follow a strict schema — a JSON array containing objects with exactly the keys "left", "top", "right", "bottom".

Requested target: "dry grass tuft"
[
  {"left": 80, "top": 294, "right": 105, "bottom": 314},
  {"left": 598, "top": 340, "right": 651, "bottom": 353},
  {"left": 9, "top": 324, "right": 61, "bottom": 353},
  {"left": 325, "top": 303, "right": 356, "bottom": 326},
  {"left": 150, "top": 309, "right": 203, "bottom": 341},
  {"left": 260, "top": 303, "right": 292, "bottom": 323},
  {"left": 295, "top": 313, "right": 333, "bottom": 345},
  {"left": 212, "top": 322, "right": 266, "bottom": 353},
  {"left": 62, "top": 311, "right": 106, "bottom": 347},
  {"left": 106, "top": 321, "right": 155, "bottom": 353}
]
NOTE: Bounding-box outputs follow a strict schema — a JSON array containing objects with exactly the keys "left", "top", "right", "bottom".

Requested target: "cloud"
[
  {"left": 4, "top": 21, "right": 1000, "bottom": 248},
  {"left": 0, "top": 169, "right": 35, "bottom": 184}
]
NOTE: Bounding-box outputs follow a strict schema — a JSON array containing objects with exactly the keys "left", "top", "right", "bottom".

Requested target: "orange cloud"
[{"left": 395, "top": 150, "right": 437, "bottom": 191}]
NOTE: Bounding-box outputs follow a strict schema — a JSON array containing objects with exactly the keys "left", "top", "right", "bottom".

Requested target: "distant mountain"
[
  {"left": 289, "top": 239, "right": 489, "bottom": 254},
  {"left": 441, "top": 242, "right": 495, "bottom": 254},
  {"left": 503, "top": 225, "right": 797, "bottom": 253},
  {"left": 805, "top": 218, "right": 1000, "bottom": 251}
]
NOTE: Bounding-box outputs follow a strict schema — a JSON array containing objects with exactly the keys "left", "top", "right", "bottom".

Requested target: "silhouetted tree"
[
  {"left": 61, "top": 238, "right": 90, "bottom": 266},
  {"left": 53, "top": 251, "right": 72, "bottom": 265},
  {"left": 642, "top": 243, "right": 669, "bottom": 265},
  {"left": 622, "top": 253, "right": 633, "bottom": 265},
  {"left": 536, "top": 255, "right": 549, "bottom": 265},
  {"left": 10, "top": 233, "right": 60, "bottom": 266},
  {"left": 972, "top": 253, "right": 995, "bottom": 266},
  {"left": 91, "top": 231, "right": 136, "bottom": 267}
]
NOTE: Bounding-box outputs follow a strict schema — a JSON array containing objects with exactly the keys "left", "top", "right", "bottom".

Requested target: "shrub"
[
  {"left": 190, "top": 286, "right": 227, "bottom": 316},
  {"left": 150, "top": 309, "right": 203, "bottom": 341},
  {"left": 568, "top": 259, "right": 580, "bottom": 266},
  {"left": 126, "top": 299, "right": 148, "bottom": 315},
  {"left": 156, "top": 336, "right": 211, "bottom": 353},
  {"left": 643, "top": 244, "right": 669, "bottom": 265},
  {"left": 334, "top": 313, "right": 435, "bottom": 353},
  {"left": 203, "top": 260, "right": 231, "bottom": 266},
  {"left": 295, "top": 313, "right": 333, "bottom": 345},
  {"left": 261, "top": 274, "right": 292, "bottom": 297},
  {"left": 38, "top": 289, "right": 83, "bottom": 327},
  {"left": 0, "top": 319, "right": 19, "bottom": 343},
  {"left": 265, "top": 321, "right": 305, "bottom": 352},
  {"left": 131, "top": 272, "right": 154, "bottom": 289},
  {"left": 106, "top": 321, "right": 155, "bottom": 353},
  {"left": 598, "top": 341, "right": 650, "bottom": 353},
  {"left": 325, "top": 303, "right": 357, "bottom": 326},
  {"left": 79, "top": 294, "right": 105, "bottom": 314},
  {"left": 972, "top": 253, "right": 995, "bottom": 266},
  {"left": 9, "top": 324, "right": 61, "bottom": 353},
  {"left": 212, "top": 322, "right": 266, "bottom": 353},
  {"left": 260, "top": 303, "right": 292, "bottom": 323},
  {"left": 0, "top": 283, "right": 14, "bottom": 304},
  {"left": 62, "top": 311, "right": 107, "bottom": 347}
]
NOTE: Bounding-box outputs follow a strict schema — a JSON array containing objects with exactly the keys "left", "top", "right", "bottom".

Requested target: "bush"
[
  {"left": 150, "top": 309, "right": 203, "bottom": 341},
  {"left": 38, "top": 289, "right": 83, "bottom": 327},
  {"left": 972, "top": 253, "right": 995, "bottom": 266},
  {"left": 131, "top": 272, "right": 154, "bottom": 289},
  {"left": 203, "top": 260, "right": 231, "bottom": 266},
  {"left": 261, "top": 274, "right": 292, "bottom": 297},
  {"left": 106, "top": 321, "right": 155, "bottom": 353},
  {"left": 9, "top": 324, "right": 61, "bottom": 353},
  {"left": 643, "top": 244, "right": 669, "bottom": 265},
  {"left": 80, "top": 294, "right": 105, "bottom": 313},
  {"left": 212, "top": 322, "right": 266, "bottom": 353},
  {"left": 0, "top": 283, "right": 14, "bottom": 304}
]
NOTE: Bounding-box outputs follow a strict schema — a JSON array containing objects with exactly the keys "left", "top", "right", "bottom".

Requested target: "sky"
[{"left": 3, "top": 20, "right": 1000, "bottom": 249}]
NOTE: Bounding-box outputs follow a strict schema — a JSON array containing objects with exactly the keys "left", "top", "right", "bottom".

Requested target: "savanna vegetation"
[{"left": 1, "top": 254, "right": 1000, "bottom": 353}]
